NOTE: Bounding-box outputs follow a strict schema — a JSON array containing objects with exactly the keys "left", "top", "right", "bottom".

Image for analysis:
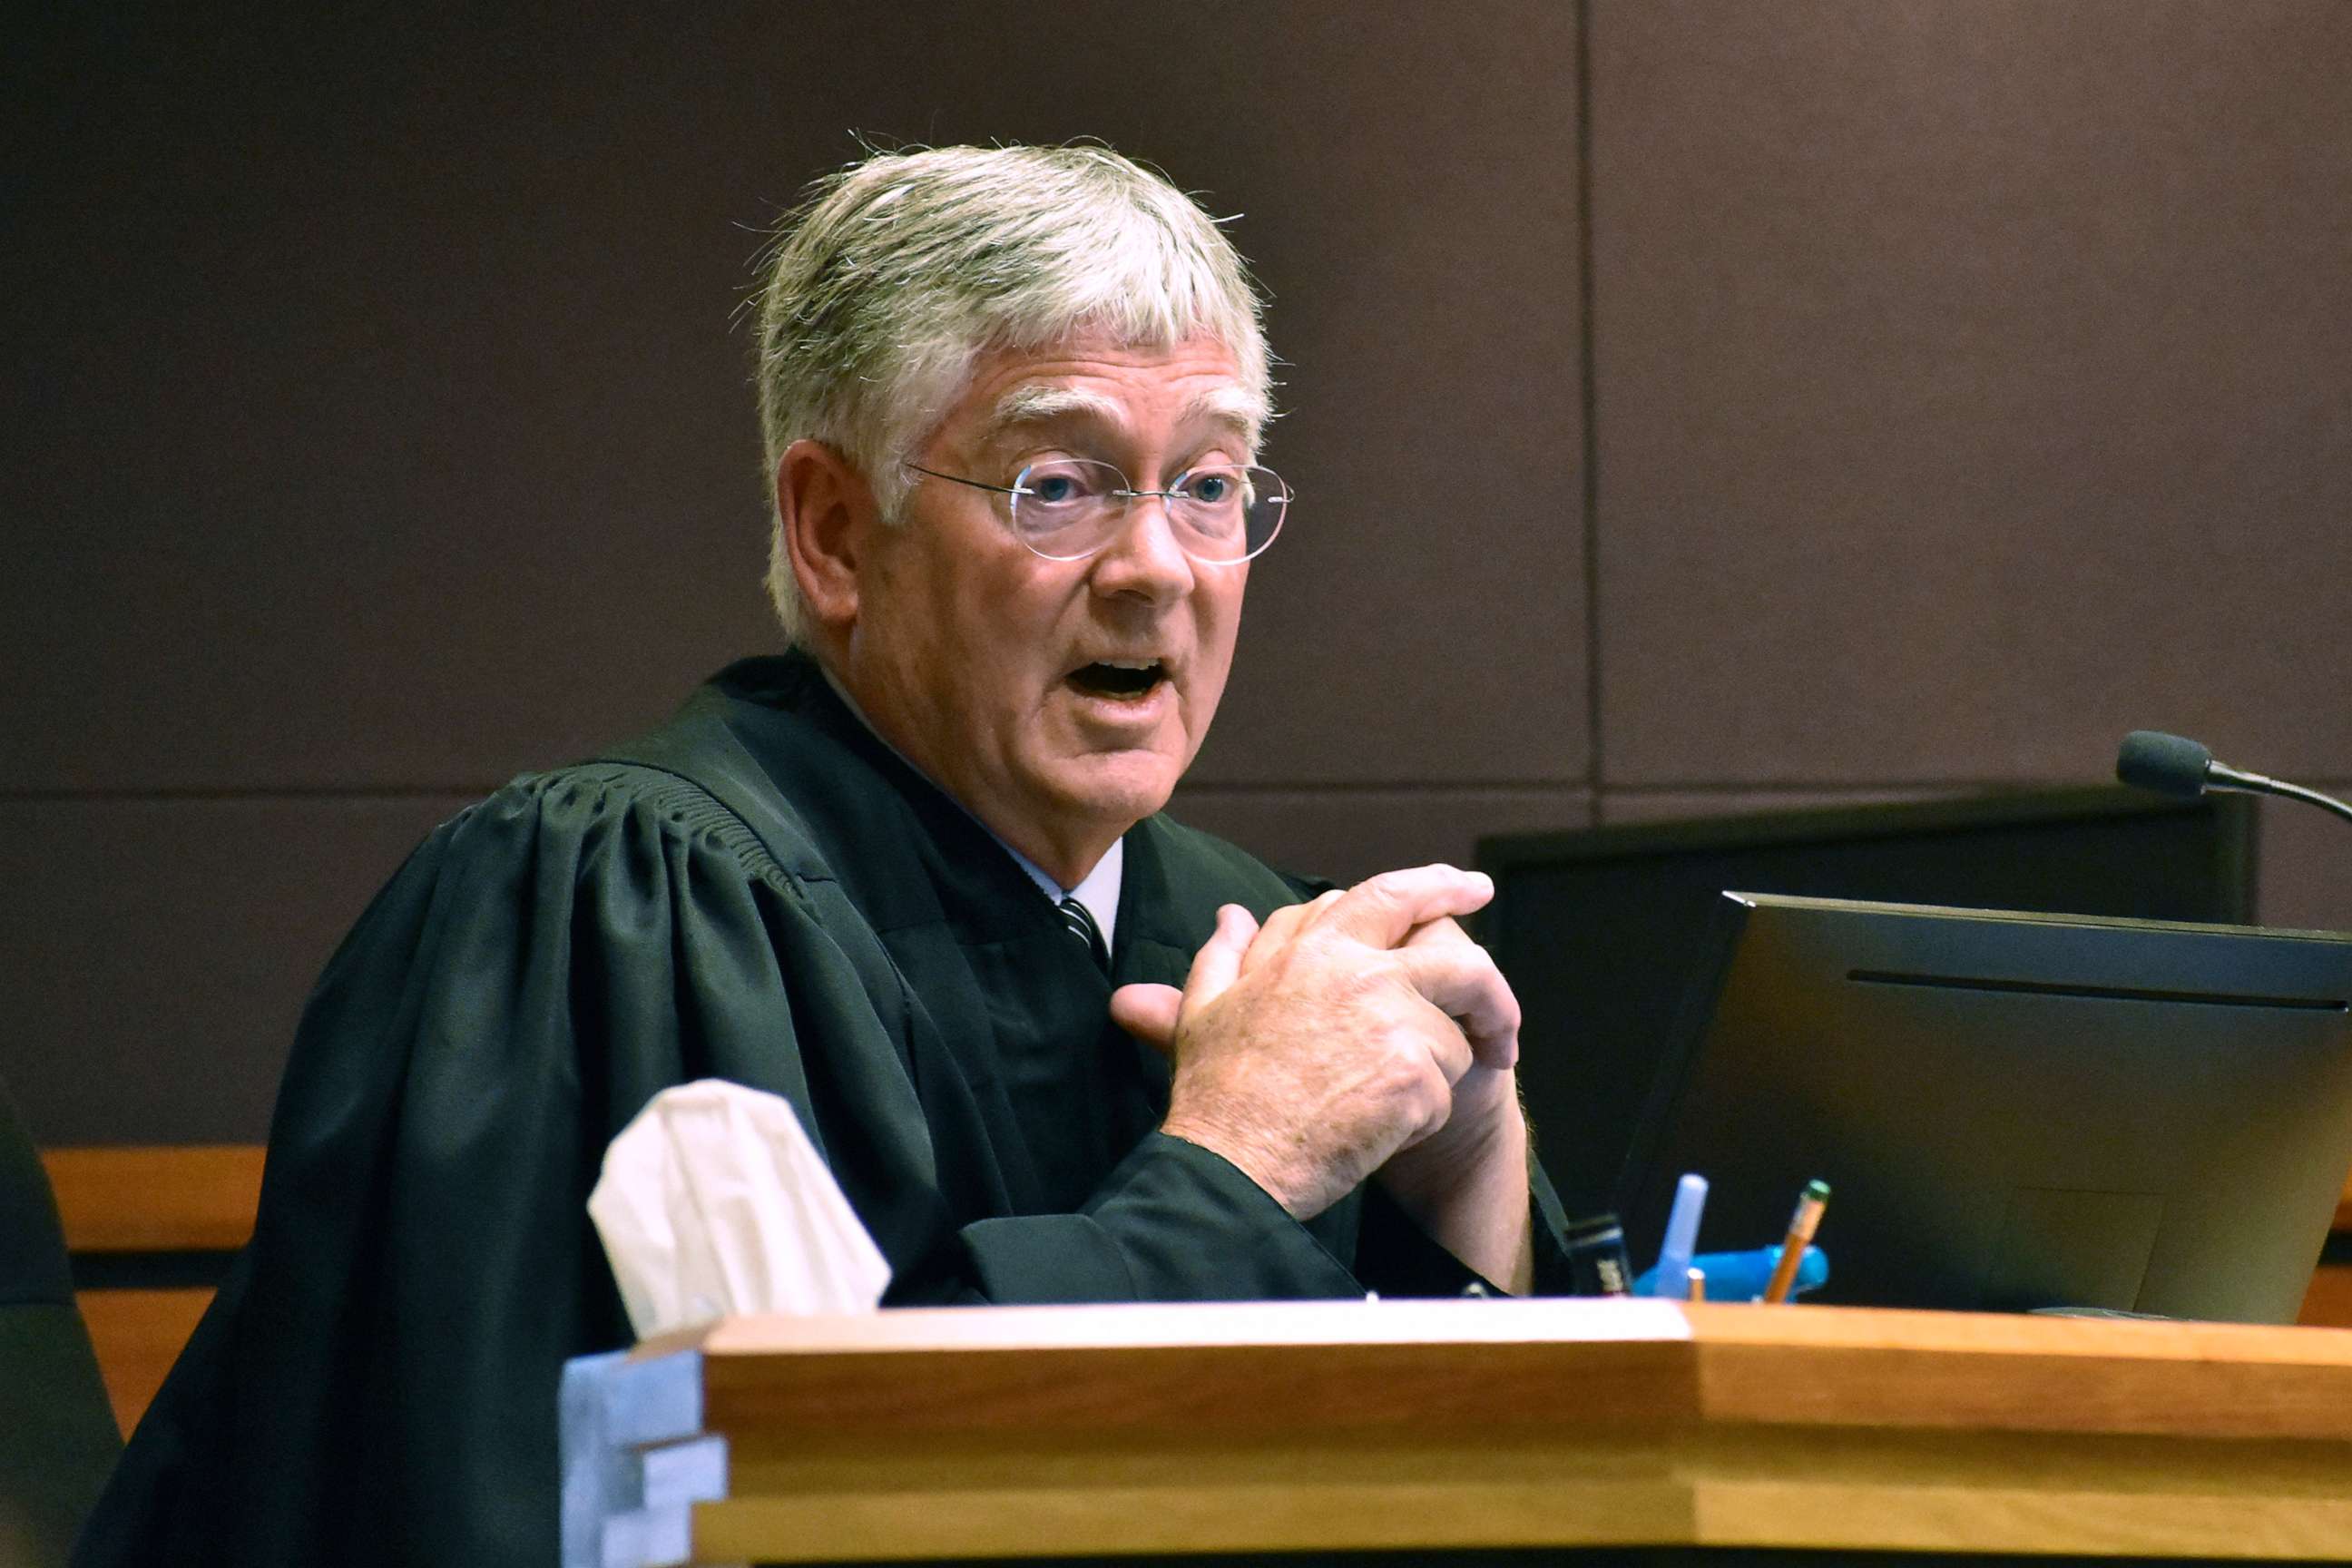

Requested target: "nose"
[{"left": 1087, "top": 493, "right": 1197, "bottom": 605}]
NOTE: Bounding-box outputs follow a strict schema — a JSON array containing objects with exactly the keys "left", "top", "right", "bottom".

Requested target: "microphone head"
[{"left": 2116, "top": 730, "right": 2213, "bottom": 799}]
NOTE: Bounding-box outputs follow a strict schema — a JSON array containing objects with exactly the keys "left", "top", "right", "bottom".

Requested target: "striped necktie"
[{"left": 1057, "top": 895, "right": 1110, "bottom": 974}]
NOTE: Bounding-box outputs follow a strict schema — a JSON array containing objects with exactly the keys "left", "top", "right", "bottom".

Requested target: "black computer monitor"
[
  {"left": 1479, "top": 788, "right": 2259, "bottom": 1218},
  {"left": 1615, "top": 892, "right": 2352, "bottom": 1322}
]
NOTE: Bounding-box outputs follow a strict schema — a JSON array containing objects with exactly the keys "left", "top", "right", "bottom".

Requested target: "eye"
[
  {"left": 1182, "top": 472, "right": 1233, "bottom": 505},
  {"left": 1018, "top": 460, "right": 1113, "bottom": 505},
  {"left": 1011, "top": 458, "right": 1121, "bottom": 540}
]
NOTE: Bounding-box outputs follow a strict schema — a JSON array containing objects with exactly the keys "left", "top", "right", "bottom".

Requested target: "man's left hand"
[{"left": 1369, "top": 916, "right": 1534, "bottom": 1293}]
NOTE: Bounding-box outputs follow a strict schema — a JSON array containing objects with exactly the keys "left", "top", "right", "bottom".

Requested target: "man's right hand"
[{"left": 1111, "top": 866, "right": 1512, "bottom": 1220}]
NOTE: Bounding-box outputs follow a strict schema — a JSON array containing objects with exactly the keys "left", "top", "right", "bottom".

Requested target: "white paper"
[{"left": 588, "top": 1079, "right": 890, "bottom": 1338}]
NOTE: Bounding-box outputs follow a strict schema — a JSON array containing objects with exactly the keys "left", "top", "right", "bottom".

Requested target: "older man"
[{"left": 75, "top": 144, "right": 1569, "bottom": 1568}]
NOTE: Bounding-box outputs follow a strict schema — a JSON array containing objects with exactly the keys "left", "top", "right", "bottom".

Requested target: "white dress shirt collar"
[{"left": 818, "top": 663, "right": 1125, "bottom": 955}]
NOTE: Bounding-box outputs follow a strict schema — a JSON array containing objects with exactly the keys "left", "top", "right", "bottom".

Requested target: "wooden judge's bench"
[
  {"left": 563, "top": 1297, "right": 2352, "bottom": 1566},
  {"left": 38, "top": 1149, "right": 2352, "bottom": 1562},
  {"left": 38, "top": 1163, "right": 2352, "bottom": 1441}
]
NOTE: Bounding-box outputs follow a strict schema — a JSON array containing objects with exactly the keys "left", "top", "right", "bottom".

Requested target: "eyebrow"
[{"left": 979, "top": 385, "right": 1262, "bottom": 455}]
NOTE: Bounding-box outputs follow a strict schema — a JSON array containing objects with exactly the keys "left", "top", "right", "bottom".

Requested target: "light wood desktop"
[{"left": 572, "top": 1297, "right": 2352, "bottom": 1564}]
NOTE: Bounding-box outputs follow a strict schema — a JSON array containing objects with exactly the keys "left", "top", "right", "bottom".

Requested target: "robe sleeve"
[
  {"left": 956, "top": 1137, "right": 1579, "bottom": 1302},
  {"left": 75, "top": 769, "right": 878, "bottom": 1567},
  {"left": 948, "top": 1132, "right": 1366, "bottom": 1300}
]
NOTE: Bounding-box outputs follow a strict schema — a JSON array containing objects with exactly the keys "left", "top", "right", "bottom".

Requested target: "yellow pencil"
[{"left": 1762, "top": 1180, "right": 1830, "bottom": 1304}]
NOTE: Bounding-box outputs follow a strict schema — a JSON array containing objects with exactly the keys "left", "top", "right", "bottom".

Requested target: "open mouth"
[{"left": 1066, "top": 660, "right": 1168, "bottom": 701}]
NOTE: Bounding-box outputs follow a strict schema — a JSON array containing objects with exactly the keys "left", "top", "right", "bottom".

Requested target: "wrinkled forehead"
[
  {"left": 931, "top": 334, "right": 1266, "bottom": 464},
  {"left": 979, "top": 382, "right": 1261, "bottom": 452}
]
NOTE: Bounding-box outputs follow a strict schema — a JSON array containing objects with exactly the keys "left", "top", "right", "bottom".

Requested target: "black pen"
[{"left": 1563, "top": 1211, "right": 1635, "bottom": 1298}]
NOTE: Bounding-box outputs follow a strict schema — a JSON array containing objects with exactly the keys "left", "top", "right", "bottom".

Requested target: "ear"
[{"left": 776, "top": 438, "right": 873, "bottom": 637}]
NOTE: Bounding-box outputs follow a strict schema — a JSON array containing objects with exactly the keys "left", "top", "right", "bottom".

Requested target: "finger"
[
  {"left": 1240, "top": 889, "right": 1343, "bottom": 974},
  {"left": 1318, "top": 865, "right": 1494, "bottom": 951},
  {"left": 1392, "top": 942, "right": 1521, "bottom": 1070},
  {"left": 1411, "top": 995, "right": 1478, "bottom": 1088},
  {"left": 1182, "top": 903, "right": 1259, "bottom": 1009},
  {"left": 1117, "top": 905, "right": 1259, "bottom": 1054},
  {"left": 1108, "top": 983, "right": 1183, "bottom": 1053},
  {"left": 1401, "top": 915, "right": 1469, "bottom": 949}
]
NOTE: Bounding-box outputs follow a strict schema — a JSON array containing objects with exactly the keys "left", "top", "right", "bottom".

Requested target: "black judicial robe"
[{"left": 75, "top": 654, "right": 1569, "bottom": 1568}]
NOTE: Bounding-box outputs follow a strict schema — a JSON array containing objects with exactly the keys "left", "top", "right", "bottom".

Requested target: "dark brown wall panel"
[
  {"left": 5, "top": 5, "right": 1587, "bottom": 795},
  {"left": 1178, "top": 4, "right": 1591, "bottom": 787},
  {"left": 5, "top": 12, "right": 781, "bottom": 793},
  {"left": 1170, "top": 786, "right": 1593, "bottom": 889},
  {"left": 0, "top": 798, "right": 475, "bottom": 1144},
  {"left": 1589, "top": 0, "right": 2352, "bottom": 787}
]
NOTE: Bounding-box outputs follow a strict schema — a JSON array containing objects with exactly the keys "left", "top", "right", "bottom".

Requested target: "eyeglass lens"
[{"left": 1011, "top": 458, "right": 1287, "bottom": 563}]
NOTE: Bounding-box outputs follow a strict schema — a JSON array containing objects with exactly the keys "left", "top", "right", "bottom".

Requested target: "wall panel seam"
[{"left": 1575, "top": 0, "right": 1605, "bottom": 802}]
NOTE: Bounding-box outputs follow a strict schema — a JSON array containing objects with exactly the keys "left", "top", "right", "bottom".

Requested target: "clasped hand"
[{"left": 1109, "top": 865, "right": 1526, "bottom": 1229}]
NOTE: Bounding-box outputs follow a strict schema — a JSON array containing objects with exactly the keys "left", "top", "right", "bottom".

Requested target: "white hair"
[{"left": 752, "top": 143, "right": 1273, "bottom": 645}]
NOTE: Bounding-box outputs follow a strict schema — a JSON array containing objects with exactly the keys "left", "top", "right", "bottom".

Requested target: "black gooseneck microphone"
[{"left": 2116, "top": 730, "right": 2352, "bottom": 827}]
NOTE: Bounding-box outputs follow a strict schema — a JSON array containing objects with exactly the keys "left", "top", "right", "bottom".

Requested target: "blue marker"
[{"left": 1651, "top": 1172, "right": 1709, "bottom": 1298}]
